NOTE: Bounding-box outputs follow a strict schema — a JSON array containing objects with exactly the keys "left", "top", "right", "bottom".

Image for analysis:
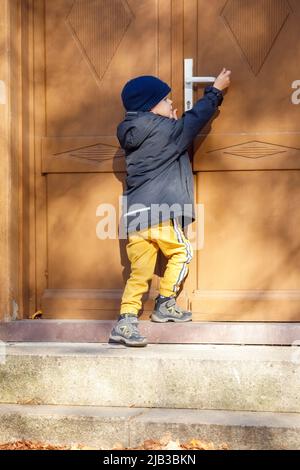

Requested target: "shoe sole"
[
  {"left": 108, "top": 335, "right": 148, "bottom": 347},
  {"left": 150, "top": 312, "right": 192, "bottom": 323}
]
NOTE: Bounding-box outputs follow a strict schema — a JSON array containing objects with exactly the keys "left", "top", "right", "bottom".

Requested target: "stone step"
[
  {"left": 1, "top": 320, "right": 300, "bottom": 344},
  {"left": 0, "top": 404, "right": 299, "bottom": 450},
  {"left": 1, "top": 343, "right": 299, "bottom": 412}
]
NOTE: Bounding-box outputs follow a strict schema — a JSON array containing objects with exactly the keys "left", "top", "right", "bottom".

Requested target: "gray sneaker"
[
  {"left": 108, "top": 314, "right": 148, "bottom": 347},
  {"left": 151, "top": 296, "right": 192, "bottom": 323}
]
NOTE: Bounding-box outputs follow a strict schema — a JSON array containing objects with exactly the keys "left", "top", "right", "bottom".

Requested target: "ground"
[{"left": 0, "top": 438, "right": 228, "bottom": 450}]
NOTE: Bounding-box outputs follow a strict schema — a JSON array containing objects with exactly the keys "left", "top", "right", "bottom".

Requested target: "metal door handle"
[{"left": 184, "top": 58, "right": 216, "bottom": 111}]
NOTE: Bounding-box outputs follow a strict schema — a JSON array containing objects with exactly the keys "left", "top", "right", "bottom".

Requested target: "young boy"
[{"left": 109, "top": 69, "right": 231, "bottom": 347}]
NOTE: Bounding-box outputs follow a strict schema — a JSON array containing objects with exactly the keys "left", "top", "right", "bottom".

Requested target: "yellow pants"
[{"left": 120, "top": 218, "right": 193, "bottom": 315}]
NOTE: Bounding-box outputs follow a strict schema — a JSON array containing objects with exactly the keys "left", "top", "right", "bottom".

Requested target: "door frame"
[
  {"left": 0, "top": 0, "right": 40, "bottom": 320},
  {"left": 0, "top": 0, "right": 27, "bottom": 321}
]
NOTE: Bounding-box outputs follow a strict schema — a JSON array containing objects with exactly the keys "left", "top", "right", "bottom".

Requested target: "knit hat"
[{"left": 121, "top": 75, "right": 171, "bottom": 112}]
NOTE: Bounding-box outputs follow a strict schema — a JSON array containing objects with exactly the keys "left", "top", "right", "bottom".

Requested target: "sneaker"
[
  {"left": 151, "top": 296, "right": 192, "bottom": 323},
  {"left": 108, "top": 314, "right": 148, "bottom": 347}
]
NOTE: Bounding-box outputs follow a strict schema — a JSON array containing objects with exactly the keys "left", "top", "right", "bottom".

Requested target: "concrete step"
[
  {"left": 0, "top": 404, "right": 299, "bottom": 450},
  {"left": 1, "top": 343, "right": 299, "bottom": 412}
]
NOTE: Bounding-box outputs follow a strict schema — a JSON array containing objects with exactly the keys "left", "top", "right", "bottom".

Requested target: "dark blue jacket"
[{"left": 117, "top": 86, "right": 223, "bottom": 235}]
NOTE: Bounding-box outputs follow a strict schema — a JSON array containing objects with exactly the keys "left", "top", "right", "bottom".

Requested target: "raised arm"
[{"left": 172, "top": 68, "right": 231, "bottom": 153}]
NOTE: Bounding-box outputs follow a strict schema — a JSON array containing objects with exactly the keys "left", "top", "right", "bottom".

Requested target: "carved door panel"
[
  {"left": 188, "top": 0, "right": 300, "bottom": 320},
  {"left": 29, "top": 0, "right": 184, "bottom": 319}
]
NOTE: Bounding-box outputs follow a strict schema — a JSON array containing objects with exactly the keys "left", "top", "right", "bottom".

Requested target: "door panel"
[
  {"left": 30, "top": 0, "right": 189, "bottom": 319},
  {"left": 189, "top": 0, "right": 300, "bottom": 320}
]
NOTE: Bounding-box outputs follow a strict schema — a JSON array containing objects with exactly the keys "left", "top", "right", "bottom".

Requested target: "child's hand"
[
  {"left": 169, "top": 108, "right": 178, "bottom": 120},
  {"left": 213, "top": 68, "right": 231, "bottom": 91}
]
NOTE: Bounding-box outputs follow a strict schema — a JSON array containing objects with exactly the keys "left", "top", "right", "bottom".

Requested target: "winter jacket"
[{"left": 117, "top": 86, "right": 223, "bottom": 235}]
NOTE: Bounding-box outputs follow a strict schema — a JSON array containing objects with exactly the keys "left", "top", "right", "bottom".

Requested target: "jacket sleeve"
[{"left": 172, "top": 86, "right": 223, "bottom": 154}]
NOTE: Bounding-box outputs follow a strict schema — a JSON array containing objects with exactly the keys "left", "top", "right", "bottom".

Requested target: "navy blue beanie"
[{"left": 121, "top": 75, "right": 171, "bottom": 112}]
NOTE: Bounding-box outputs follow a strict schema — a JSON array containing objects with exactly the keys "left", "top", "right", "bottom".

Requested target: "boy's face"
[{"left": 150, "top": 94, "right": 173, "bottom": 118}]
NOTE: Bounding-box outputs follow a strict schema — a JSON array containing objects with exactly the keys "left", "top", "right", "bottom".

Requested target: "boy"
[{"left": 109, "top": 69, "right": 231, "bottom": 347}]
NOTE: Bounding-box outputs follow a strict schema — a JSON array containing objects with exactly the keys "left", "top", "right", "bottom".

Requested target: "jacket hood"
[{"left": 117, "top": 111, "right": 160, "bottom": 151}]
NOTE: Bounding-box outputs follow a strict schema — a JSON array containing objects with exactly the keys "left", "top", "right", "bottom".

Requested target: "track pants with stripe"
[{"left": 120, "top": 217, "right": 193, "bottom": 315}]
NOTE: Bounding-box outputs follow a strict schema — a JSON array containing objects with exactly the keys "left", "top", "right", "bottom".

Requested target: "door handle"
[{"left": 184, "top": 58, "right": 216, "bottom": 111}]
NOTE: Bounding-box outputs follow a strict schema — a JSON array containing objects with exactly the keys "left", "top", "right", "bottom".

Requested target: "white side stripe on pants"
[{"left": 172, "top": 218, "right": 193, "bottom": 292}]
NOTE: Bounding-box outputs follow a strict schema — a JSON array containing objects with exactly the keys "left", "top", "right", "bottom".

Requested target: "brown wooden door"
[
  {"left": 27, "top": 0, "right": 300, "bottom": 322},
  {"left": 28, "top": 0, "right": 190, "bottom": 319},
  {"left": 186, "top": 0, "right": 300, "bottom": 320}
]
